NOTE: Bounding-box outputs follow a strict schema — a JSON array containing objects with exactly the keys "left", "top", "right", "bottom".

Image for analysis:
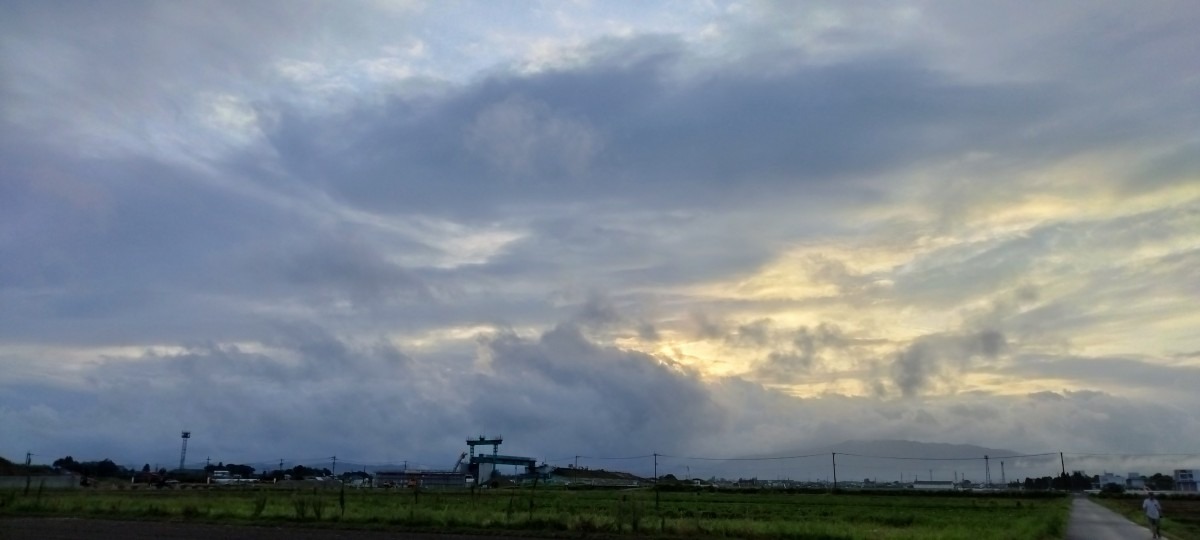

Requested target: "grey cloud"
[
  {"left": 688, "top": 311, "right": 726, "bottom": 340},
  {"left": 277, "top": 234, "right": 433, "bottom": 306},
  {"left": 740, "top": 2, "right": 1200, "bottom": 165},
  {"left": 752, "top": 323, "right": 858, "bottom": 381},
  {"left": 1027, "top": 391, "right": 1065, "bottom": 402},
  {"left": 466, "top": 324, "right": 725, "bottom": 458},
  {"left": 889, "top": 202, "right": 1199, "bottom": 328},
  {"left": 730, "top": 319, "right": 773, "bottom": 347},
  {"left": 3, "top": 1, "right": 1199, "bottom": 469},
  {"left": 465, "top": 95, "right": 602, "bottom": 179},
  {"left": 3, "top": 331, "right": 1199, "bottom": 470},
  {"left": 889, "top": 330, "right": 1008, "bottom": 397},
  {"left": 0, "top": 329, "right": 445, "bottom": 466},
  {"left": 0, "top": 1, "right": 421, "bottom": 148},
  {"left": 1001, "top": 355, "right": 1200, "bottom": 399},
  {"left": 636, "top": 321, "right": 660, "bottom": 342},
  {"left": 258, "top": 36, "right": 1062, "bottom": 219},
  {"left": 571, "top": 293, "right": 622, "bottom": 329}
]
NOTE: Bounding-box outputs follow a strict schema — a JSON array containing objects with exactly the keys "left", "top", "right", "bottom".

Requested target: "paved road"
[{"left": 1065, "top": 495, "right": 1157, "bottom": 540}]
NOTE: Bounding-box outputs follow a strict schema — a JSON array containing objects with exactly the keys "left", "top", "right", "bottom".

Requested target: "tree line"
[{"left": 1017, "top": 471, "right": 1174, "bottom": 491}]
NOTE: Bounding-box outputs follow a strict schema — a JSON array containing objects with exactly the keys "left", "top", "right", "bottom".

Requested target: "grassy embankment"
[
  {"left": 1091, "top": 493, "right": 1200, "bottom": 540},
  {"left": 1, "top": 485, "right": 1069, "bottom": 540}
]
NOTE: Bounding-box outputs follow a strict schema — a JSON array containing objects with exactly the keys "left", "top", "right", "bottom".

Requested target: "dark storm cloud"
[
  {"left": 0, "top": 147, "right": 441, "bottom": 345},
  {"left": 889, "top": 330, "right": 1007, "bottom": 397},
  {"left": 470, "top": 324, "right": 722, "bottom": 458},
  {"left": 3, "top": 321, "right": 1198, "bottom": 465},
  {"left": 0, "top": 322, "right": 727, "bottom": 465},
  {"left": 739, "top": 2, "right": 1200, "bottom": 170},
  {"left": 258, "top": 36, "right": 1062, "bottom": 218}
]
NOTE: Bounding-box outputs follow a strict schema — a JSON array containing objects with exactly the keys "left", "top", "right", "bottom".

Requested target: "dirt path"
[
  {"left": 1065, "top": 495, "right": 1157, "bottom": 540},
  {"left": 0, "top": 517, "right": 536, "bottom": 540}
]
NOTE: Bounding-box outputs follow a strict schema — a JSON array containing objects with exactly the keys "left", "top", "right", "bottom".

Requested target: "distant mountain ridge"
[
  {"left": 749, "top": 439, "right": 1024, "bottom": 460},
  {"left": 690, "top": 440, "right": 1029, "bottom": 482}
]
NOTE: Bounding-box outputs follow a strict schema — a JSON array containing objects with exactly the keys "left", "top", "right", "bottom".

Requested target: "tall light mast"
[{"left": 179, "top": 431, "right": 191, "bottom": 471}]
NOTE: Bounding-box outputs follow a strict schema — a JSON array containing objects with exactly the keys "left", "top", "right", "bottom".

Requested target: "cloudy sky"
[{"left": 3, "top": 0, "right": 1199, "bottom": 475}]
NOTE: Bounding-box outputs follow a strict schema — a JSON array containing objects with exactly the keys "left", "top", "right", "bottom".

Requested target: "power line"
[
  {"left": 658, "top": 452, "right": 828, "bottom": 461},
  {"left": 575, "top": 454, "right": 655, "bottom": 460},
  {"left": 1065, "top": 452, "right": 1200, "bottom": 457}
]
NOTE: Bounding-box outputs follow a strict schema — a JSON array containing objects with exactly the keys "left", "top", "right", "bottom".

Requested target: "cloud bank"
[{"left": 2, "top": 1, "right": 1198, "bottom": 474}]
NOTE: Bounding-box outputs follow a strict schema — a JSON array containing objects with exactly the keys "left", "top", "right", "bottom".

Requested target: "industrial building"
[
  {"left": 546, "top": 466, "right": 644, "bottom": 487},
  {"left": 375, "top": 470, "right": 469, "bottom": 489},
  {"left": 911, "top": 480, "right": 955, "bottom": 490},
  {"left": 465, "top": 435, "right": 536, "bottom": 487},
  {"left": 374, "top": 435, "right": 538, "bottom": 490}
]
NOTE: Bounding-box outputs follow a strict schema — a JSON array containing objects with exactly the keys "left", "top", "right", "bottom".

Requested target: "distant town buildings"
[
  {"left": 1176, "top": 469, "right": 1198, "bottom": 492},
  {"left": 911, "top": 480, "right": 955, "bottom": 490}
]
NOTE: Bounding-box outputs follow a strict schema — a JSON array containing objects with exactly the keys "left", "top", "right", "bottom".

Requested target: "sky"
[{"left": 2, "top": 0, "right": 1199, "bottom": 476}]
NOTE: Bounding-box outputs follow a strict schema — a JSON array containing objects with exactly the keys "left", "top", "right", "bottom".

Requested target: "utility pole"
[
  {"left": 331, "top": 456, "right": 337, "bottom": 477},
  {"left": 653, "top": 453, "right": 660, "bottom": 510},
  {"left": 984, "top": 455, "right": 991, "bottom": 488},
  {"left": 574, "top": 455, "right": 579, "bottom": 487},
  {"left": 1059, "top": 452, "right": 1067, "bottom": 490},
  {"left": 831, "top": 453, "right": 838, "bottom": 492},
  {"left": 24, "top": 452, "right": 32, "bottom": 495},
  {"left": 1001, "top": 461, "right": 1006, "bottom": 487}
]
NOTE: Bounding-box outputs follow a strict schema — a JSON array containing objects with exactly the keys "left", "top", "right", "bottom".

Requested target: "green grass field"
[{"left": 1, "top": 486, "right": 1069, "bottom": 540}]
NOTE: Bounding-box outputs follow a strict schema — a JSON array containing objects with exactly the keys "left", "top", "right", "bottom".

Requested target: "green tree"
[
  {"left": 1147, "top": 473, "right": 1175, "bottom": 491},
  {"left": 53, "top": 456, "right": 81, "bottom": 472},
  {"left": 1070, "top": 471, "right": 1091, "bottom": 491}
]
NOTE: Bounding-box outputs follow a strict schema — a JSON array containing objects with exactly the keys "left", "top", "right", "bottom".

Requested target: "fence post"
[{"left": 528, "top": 471, "right": 539, "bottom": 521}]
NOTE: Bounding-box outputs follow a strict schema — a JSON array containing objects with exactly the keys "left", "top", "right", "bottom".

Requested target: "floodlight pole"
[{"left": 178, "top": 431, "right": 191, "bottom": 472}]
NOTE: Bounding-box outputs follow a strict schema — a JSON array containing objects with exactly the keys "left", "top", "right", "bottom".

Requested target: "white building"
[
  {"left": 1099, "top": 472, "right": 1124, "bottom": 488},
  {"left": 1126, "top": 473, "right": 1145, "bottom": 490},
  {"left": 1175, "top": 469, "right": 1198, "bottom": 492}
]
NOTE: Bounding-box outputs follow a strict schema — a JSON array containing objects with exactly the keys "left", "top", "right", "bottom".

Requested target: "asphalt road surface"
[
  {"left": 1065, "top": 495, "right": 1157, "bottom": 540},
  {"left": 0, "top": 518, "right": 534, "bottom": 540}
]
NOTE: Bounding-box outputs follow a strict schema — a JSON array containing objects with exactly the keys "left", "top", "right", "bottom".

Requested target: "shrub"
[{"left": 292, "top": 498, "right": 308, "bottom": 520}]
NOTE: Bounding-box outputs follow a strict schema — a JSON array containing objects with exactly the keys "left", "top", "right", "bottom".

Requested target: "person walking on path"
[{"left": 1143, "top": 492, "right": 1164, "bottom": 538}]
